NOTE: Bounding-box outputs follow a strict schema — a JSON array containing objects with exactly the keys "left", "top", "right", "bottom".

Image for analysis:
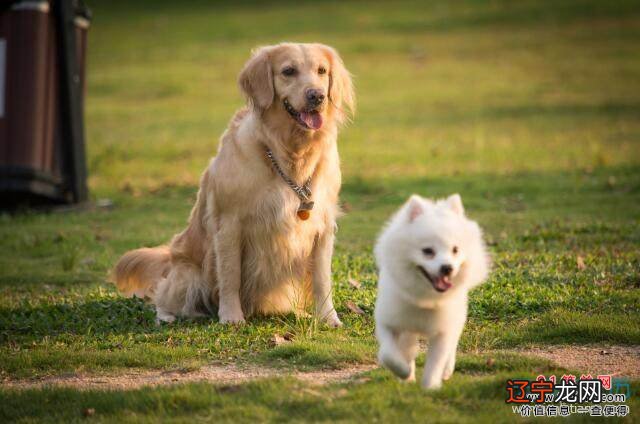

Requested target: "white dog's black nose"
[
  {"left": 440, "top": 264, "right": 453, "bottom": 276},
  {"left": 306, "top": 89, "right": 325, "bottom": 107}
]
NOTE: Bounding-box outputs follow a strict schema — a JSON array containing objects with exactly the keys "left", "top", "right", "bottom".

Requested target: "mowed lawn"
[{"left": 1, "top": 0, "right": 640, "bottom": 421}]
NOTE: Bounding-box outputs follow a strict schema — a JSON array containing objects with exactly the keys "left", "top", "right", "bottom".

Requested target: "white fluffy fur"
[{"left": 374, "top": 194, "right": 490, "bottom": 389}]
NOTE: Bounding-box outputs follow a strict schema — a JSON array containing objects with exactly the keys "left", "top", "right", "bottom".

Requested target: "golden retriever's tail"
[{"left": 111, "top": 246, "right": 171, "bottom": 299}]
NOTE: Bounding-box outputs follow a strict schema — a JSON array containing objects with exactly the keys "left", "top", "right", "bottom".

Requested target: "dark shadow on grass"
[
  {"left": 0, "top": 297, "right": 195, "bottom": 340},
  {"left": 0, "top": 297, "right": 331, "bottom": 342},
  {"left": 502, "top": 310, "right": 640, "bottom": 346}
]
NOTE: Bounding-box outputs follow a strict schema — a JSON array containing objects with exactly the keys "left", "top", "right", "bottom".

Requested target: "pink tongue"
[
  {"left": 433, "top": 277, "right": 452, "bottom": 292},
  {"left": 299, "top": 111, "right": 323, "bottom": 130}
]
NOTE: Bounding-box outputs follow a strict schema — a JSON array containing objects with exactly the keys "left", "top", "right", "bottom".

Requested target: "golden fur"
[{"left": 112, "top": 43, "right": 355, "bottom": 325}]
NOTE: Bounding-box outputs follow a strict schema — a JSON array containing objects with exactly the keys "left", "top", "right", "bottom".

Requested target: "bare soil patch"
[
  {"left": 3, "top": 364, "right": 377, "bottom": 391},
  {"left": 516, "top": 345, "right": 640, "bottom": 378}
]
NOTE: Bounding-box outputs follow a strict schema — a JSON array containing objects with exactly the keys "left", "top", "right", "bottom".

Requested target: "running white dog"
[{"left": 374, "top": 194, "right": 490, "bottom": 389}]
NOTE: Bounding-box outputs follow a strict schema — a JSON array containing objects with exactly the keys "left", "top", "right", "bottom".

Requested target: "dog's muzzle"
[
  {"left": 283, "top": 98, "right": 323, "bottom": 130},
  {"left": 417, "top": 265, "right": 452, "bottom": 293}
]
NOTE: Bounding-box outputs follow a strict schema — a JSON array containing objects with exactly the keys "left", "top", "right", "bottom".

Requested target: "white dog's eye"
[
  {"left": 452, "top": 246, "right": 459, "bottom": 255},
  {"left": 422, "top": 247, "right": 435, "bottom": 257},
  {"left": 318, "top": 66, "right": 327, "bottom": 75}
]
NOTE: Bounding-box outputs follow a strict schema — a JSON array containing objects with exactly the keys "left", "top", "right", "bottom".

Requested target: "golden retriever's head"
[{"left": 239, "top": 43, "right": 355, "bottom": 132}]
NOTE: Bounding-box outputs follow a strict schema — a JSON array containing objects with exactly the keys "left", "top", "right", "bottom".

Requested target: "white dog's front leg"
[
  {"left": 397, "top": 332, "right": 419, "bottom": 382},
  {"left": 442, "top": 310, "right": 466, "bottom": 381},
  {"left": 312, "top": 229, "right": 341, "bottom": 327},
  {"left": 215, "top": 217, "right": 245, "bottom": 324},
  {"left": 422, "top": 333, "right": 458, "bottom": 390},
  {"left": 442, "top": 339, "right": 461, "bottom": 381},
  {"left": 376, "top": 325, "right": 412, "bottom": 379}
]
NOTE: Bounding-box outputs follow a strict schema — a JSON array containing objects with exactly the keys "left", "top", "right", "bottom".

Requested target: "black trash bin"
[{"left": 0, "top": 0, "right": 90, "bottom": 208}]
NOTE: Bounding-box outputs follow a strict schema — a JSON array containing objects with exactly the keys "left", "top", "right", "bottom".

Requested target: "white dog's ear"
[
  {"left": 319, "top": 44, "right": 355, "bottom": 124},
  {"left": 407, "top": 195, "right": 424, "bottom": 222},
  {"left": 238, "top": 46, "right": 274, "bottom": 111},
  {"left": 446, "top": 193, "right": 464, "bottom": 215}
]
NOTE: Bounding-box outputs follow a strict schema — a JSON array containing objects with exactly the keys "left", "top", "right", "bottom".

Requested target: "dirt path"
[
  {"left": 515, "top": 345, "right": 640, "bottom": 378},
  {"left": 3, "top": 345, "right": 638, "bottom": 390},
  {"left": 3, "top": 364, "right": 378, "bottom": 391}
]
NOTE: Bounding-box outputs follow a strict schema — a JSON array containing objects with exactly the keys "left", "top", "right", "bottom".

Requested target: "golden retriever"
[{"left": 112, "top": 43, "right": 355, "bottom": 326}]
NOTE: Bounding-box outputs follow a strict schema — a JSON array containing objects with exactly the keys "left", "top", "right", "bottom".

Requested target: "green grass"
[{"left": 1, "top": 0, "right": 639, "bottom": 421}]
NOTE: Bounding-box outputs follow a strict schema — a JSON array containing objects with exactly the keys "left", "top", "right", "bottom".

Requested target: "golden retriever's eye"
[
  {"left": 318, "top": 66, "right": 327, "bottom": 75},
  {"left": 422, "top": 247, "right": 435, "bottom": 257},
  {"left": 452, "top": 246, "right": 459, "bottom": 255},
  {"left": 282, "top": 67, "right": 297, "bottom": 76}
]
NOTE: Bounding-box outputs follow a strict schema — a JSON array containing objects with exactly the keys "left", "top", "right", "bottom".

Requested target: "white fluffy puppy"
[{"left": 374, "top": 194, "right": 490, "bottom": 389}]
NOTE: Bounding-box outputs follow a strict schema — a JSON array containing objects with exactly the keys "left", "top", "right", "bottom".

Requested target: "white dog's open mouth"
[
  {"left": 283, "top": 98, "right": 323, "bottom": 130},
  {"left": 417, "top": 266, "right": 452, "bottom": 293}
]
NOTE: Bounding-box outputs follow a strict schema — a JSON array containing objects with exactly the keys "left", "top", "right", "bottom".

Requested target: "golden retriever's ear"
[
  {"left": 320, "top": 45, "right": 355, "bottom": 124},
  {"left": 238, "top": 47, "right": 274, "bottom": 111}
]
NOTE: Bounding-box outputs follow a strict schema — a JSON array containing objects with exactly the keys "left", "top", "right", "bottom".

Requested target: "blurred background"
[
  {"left": 78, "top": 0, "right": 640, "bottom": 244},
  {"left": 85, "top": 0, "right": 639, "bottom": 184}
]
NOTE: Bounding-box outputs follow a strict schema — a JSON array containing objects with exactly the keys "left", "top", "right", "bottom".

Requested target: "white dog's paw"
[
  {"left": 421, "top": 376, "right": 443, "bottom": 390},
  {"left": 404, "top": 362, "right": 416, "bottom": 382},
  {"left": 218, "top": 308, "right": 245, "bottom": 325},
  {"left": 400, "top": 367, "right": 416, "bottom": 383},
  {"left": 378, "top": 350, "right": 411, "bottom": 380},
  {"left": 442, "top": 366, "right": 454, "bottom": 381}
]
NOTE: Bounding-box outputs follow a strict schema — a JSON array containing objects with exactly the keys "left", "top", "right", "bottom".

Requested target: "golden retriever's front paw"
[
  {"left": 322, "top": 311, "right": 343, "bottom": 328},
  {"left": 219, "top": 316, "right": 245, "bottom": 325},
  {"left": 218, "top": 309, "right": 245, "bottom": 325}
]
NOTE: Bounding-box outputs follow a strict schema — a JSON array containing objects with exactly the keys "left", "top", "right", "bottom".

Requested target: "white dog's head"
[{"left": 376, "top": 194, "right": 489, "bottom": 297}]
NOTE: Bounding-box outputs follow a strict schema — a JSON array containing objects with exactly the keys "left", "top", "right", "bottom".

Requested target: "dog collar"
[{"left": 265, "top": 148, "right": 314, "bottom": 220}]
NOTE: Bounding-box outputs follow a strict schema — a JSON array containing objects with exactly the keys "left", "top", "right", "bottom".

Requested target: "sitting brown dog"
[{"left": 112, "top": 43, "right": 355, "bottom": 326}]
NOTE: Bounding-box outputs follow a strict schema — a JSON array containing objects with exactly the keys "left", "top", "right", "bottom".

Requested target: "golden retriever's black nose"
[
  {"left": 440, "top": 264, "right": 453, "bottom": 276},
  {"left": 306, "top": 89, "right": 325, "bottom": 107}
]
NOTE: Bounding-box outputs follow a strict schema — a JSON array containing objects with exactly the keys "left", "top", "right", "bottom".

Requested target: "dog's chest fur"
[{"left": 238, "top": 165, "right": 332, "bottom": 315}]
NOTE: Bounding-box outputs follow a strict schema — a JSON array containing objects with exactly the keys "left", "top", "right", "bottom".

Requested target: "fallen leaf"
[
  {"left": 577, "top": 255, "right": 586, "bottom": 271},
  {"left": 82, "top": 408, "right": 95, "bottom": 417},
  {"left": 486, "top": 358, "right": 495, "bottom": 367},
  {"left": 283, "top": 332, "right": 295, "bottom": 341},
  {"left": 345, "top": 301, "right": 364, "bottom": 315},
  {"left": 270, "top": 334, "right": 290, "bottom": 346},
  {"left": 348, "top": 278, "right": 361, "bottom": 289}
]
